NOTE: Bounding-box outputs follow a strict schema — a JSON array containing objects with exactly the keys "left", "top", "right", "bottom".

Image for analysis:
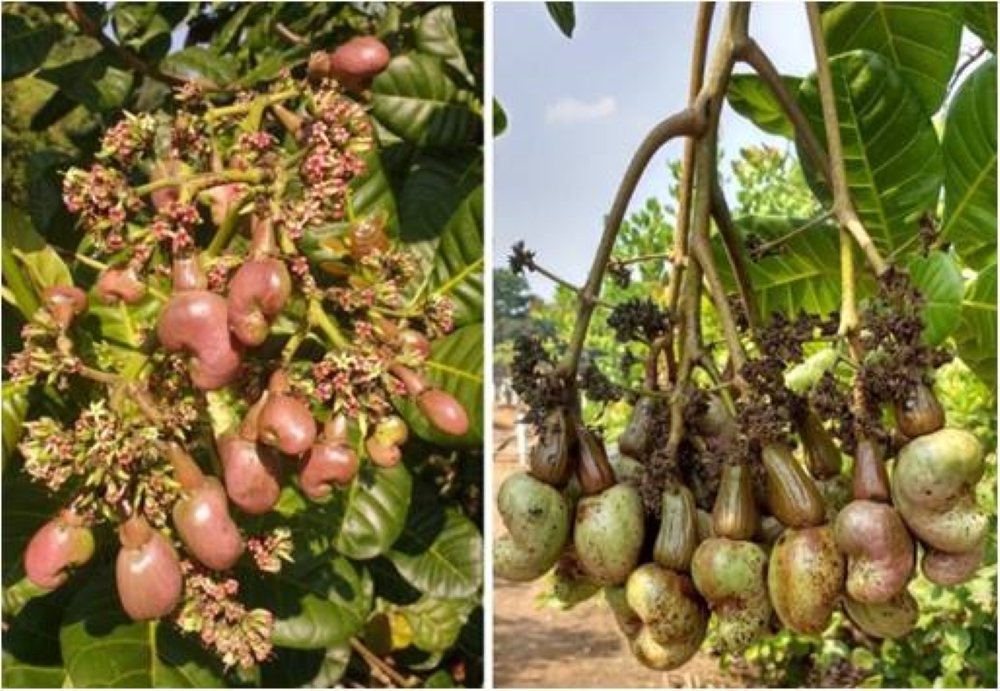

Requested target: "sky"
[{"left": 493, "top": 2, "right": 819, "bottom": 298}]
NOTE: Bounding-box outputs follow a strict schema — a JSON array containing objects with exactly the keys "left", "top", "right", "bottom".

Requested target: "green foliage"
[{"left": 1, "top": 2, "right": 483, "bottom": 687}]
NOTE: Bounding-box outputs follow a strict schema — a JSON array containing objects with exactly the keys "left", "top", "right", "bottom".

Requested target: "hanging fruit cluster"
[
  {"left": 495, "top": 265, "right": 988, "bottom": 671},
  {"left": 10, "top": 34, "right": 470, "bottom": 670}
]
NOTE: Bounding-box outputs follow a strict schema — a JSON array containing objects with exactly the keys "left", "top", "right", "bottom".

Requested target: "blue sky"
[{"left": 494, "top": 2, "right": 819, "bottom": 298}]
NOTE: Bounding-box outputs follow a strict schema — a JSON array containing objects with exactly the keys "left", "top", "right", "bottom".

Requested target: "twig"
[
  {"left": 349, "top": 637, "right": 416, "bottom": 688},
  {"left": 665, "top": 2, "right": 716, "bottom": 318},
  {"left": 64, "top": 2, "right": 188, "bottom": 89},
  {"left": 276, "top": 22, "right": 308, "bottom": 46},
  {"left": 613, "top": 252, "right": 675, "bottom": 267},
  {"left": 735, "top": 38, "right": 830, "bottom": 181},
  {"left": 710, "top": 179, "right": 760, "bottom": 332},
  {"left": 837, "top": 228, "right": 859, "bottom": 335},
  {"left": 559, "top": 108, "right": 704, "bottom": 378},
  {"left": 805, "top": 4, "right": 888, "bottom": 276},
  {"left": 749, "top": 209, "right": 835, "bottom": 255},
  {"left": 949, "top": 44, "right": 988, "bottom": 92}
]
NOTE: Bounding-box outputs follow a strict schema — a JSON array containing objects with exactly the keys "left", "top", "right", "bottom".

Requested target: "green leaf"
[
  {"left": 545, "top": 3, "right": 576, "bottom": 38},
  {"left": 60, "top": 572, "right": 224, "bottom": 687},
  {"left": 955, "top": 264, "right": 996, "bottom": 388},
  {"left": 907, "top": 251, "right": 964, "bottom": 345},
  {"left": 415, "top": 6, "right": 474, "bottom": 85},
  {"left": 941, "top": 58, "right": 997, "bottom": 269},
  {"left": 245, "top": 554, "right": 373, "bottom": 650},
  {"left": 797, "top": 50, "right": 944, "bottom": 256},
  {"left": 2, "top": 381, "right": 30, "bottom": 468},
  {"left": 1, "top": 652, "right": 65, "bottom": 688},
  {"left": 390, "top": 491, "right": 482, "bottom": 598},
  {"left": 964, "top": 3, "right": 997, "bottom": 52},
  {"left": 372, "top": 54, "right": 479, "bottom": 149},
  {"left": 260, "top": 645, "right": 351, "bottom": 688},
  {"left": 2, "top": 14, "right": 59, "bottom": 81},
  {"left": 494, "top": 98, "right": 508, "bottom": 137},
  {"left": 821, "top": 2, "right": 963, "bottom": 114},
  {"left": 395, "top": 324, "right": 483, "bottom": 448},
  {"left": 399, "top": 150, "right": 480, "bottom": 247},
  {"left": 36, "top": 56, "right": 133, "bottom": 112},
  {"left": 2, "top": 203, "right": 72, "bottom": 318},
  {"left": 426, "top": 186, "right": 483, "bottom": 328},
  {"left": 400, "top": 596, "right": 477, "bottom": 653},
  {"left": 718, "top": 216, "right": 853, "bottom": 318},
  {"left": 727, "top": 73, "right": 802, "bottom": 138},
  {"left": 304, "top": 463, "right": 413, "bottom": 561},
  {"left": 160, "top": 47, "right": 238, "bottom": 87}
]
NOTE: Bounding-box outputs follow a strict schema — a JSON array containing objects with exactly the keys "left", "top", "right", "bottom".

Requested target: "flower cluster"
[
  {"left": 98, "top": 112, "right": 157, "bottom": 167},
  {"left": 62, "top": 165, "right": 143, "bottom": 250},
  {"left": 18, "top": 400, "right": 182, "bottom": 526},
  {"left": 175, "top": 561, "right": 275, "bottom": 669},
  {"left": 246, "top": 527, "right": 294, "bottom": 573},
  {"left": 310, "top": 349, "right": 402, "bottom": 418}
]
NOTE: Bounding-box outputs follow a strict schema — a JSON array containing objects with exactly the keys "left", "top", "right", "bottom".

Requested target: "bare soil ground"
[{"left": 491, "top": 421, "right": 745, "bottom": 689}]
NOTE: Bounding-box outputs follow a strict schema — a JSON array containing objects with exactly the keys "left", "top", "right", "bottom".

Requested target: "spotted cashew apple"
[{"left": 494, "top": 472, "right": 571, "bottom": 581}]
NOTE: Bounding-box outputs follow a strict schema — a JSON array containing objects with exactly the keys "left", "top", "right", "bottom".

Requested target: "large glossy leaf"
[
  {"left": 398, "top": 150, "right": 481, "bottom": 272},
  {"left": 415, "top": 6, "right": 474, "bottom": 85},
  {"left": 389, "top": 487, "right": 482, "bottom": 598},
  {"left": 797, "top": 50, "right": 944, "bottom": 256},
  {"left": 907, "top": 251, "right": 964, "bottom": 345},
  {"left": 941, "top": 58, "right": 997, "bottom": 270},
  {"left": 244, "top": 554, "right": 373, "bottom": 650},
  {"left": 299, "top": 463, "right": 412, "bottom": 561},
  {"left": 2, "top": 203, "right": 72, "bottom": 318},
  {"left": 821, "top": 2, "right": 962, "bottom": 115},
  {"left": 372, "top": 54, "right": 479, "bottom": 149},
  {"left": 955, "top": 264, "right": 996, "bottom": 388},
  {"left": 395, "top": 324, "right": 483, "bottom": 448},
  {"left": 60, "top": 572, "right": 224, "bottom": 687},
  {"left": 1, "top": 652, "right": 65, "bottom": 688},
  {"left": 716, "top": 216, "right": 853, "bottom": 319},
  {"left": 2, "top": 14, "right": 59, "bottom": 81},
  {"left": 726, "top": 73, "right": 802, "bottom": 139},
  {"left": 400, "top": 596, "right": 477, "bottom": 654},
  {"left": 160, "top": 47, "right": 238, "bottom": 87},
  {"left": 426, "top": 186, "right": 483, "bottom": 328},
  {"left": 36, "top": 56, "right": 133, "bottom": 113},
  {"left": 545, "top": 3, "right": 576, "bottom": 38},
  {"left": 964, "top": 3, "right": 997, "bottom": 52}
]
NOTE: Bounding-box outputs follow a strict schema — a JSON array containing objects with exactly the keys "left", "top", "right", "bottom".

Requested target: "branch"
[
  {"left": 665, "top": 2, "right": 717, "bottom": 317},
  {"left": 349, "top": 638, "right": 417, "bottom": 688},
  {"left": 710, "top": 179, "right": 760, "bottom": 332},
  {"left": 735, "top": 38, "right": 830, "bottom": 181},
  {"left": 559, "top": 107, "right": 705, "bottom": 377},
  {"left": 64, "top": 3, "right": 187, "bottom": 88},
  {"left": 805, "top": 4, "right": 888, "bottom": 276},
  {"left": 276, "top": 22, "right": 308, "bottom": 46}
]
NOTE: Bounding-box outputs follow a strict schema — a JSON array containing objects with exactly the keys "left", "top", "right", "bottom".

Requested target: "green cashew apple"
[
  {"left": 768, "top": 525, "right": 845, "bottom": 634},
  {"left": 843, "top": 590, "right": 918, "bottom": 639},
  {"left": 625, "top": 563, "right": 708, "bottom": 671},
  {"left": 574, "top": 484, "right": 644, "bottom": 585},
  {"left": 892, "top": 428, "right": 987, "bottom": 554},
  {"left": 691, "top": 538, "right": 772, "bottom": 652},
  {"left": 834, "top": 500, "right": 914, "bottom": 603},
  {"left": 494, "top": 472, "right": 570, "bottom": 581}
]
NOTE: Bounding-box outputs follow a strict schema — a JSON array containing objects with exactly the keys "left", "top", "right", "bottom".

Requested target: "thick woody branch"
[{"left": 560, "top": 108, "right": 705, "bottom": 377}]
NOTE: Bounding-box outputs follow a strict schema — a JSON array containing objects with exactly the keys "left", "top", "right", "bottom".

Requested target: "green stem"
[
  {"left": 308, "top": 299, "right": 348, "bottom": 348},
  {"left": 205, "top": 89, "right": 299, "bottom": 122},
  {"left": 804, "top": 4, "right": 888, "bottom": 276},
  {"left": 134, "top": 169, "right": 267, "bottom": 198}
]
